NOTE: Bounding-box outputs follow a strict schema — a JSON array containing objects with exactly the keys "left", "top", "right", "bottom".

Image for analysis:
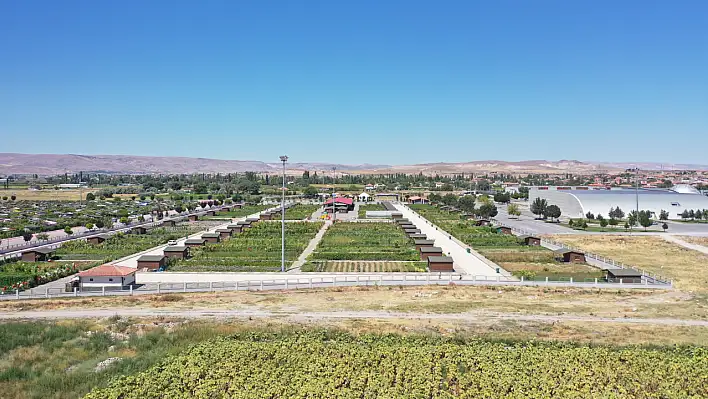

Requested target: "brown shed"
[
  {"left": 246, "top": 217, "right": 260, "bottom": 224},
  {"left": 222, "top": 206, "right": 231, "bottom": 212},
  {"left": 201, "top": 233, "right": 221, "bottom": 244},
  {"left": 414, "top": 239, "right": 435, "bottom": 251},
  {"left": 496, "top": 226, "right": 513, "bottom": 235},
  {"left": 237, "top": 221, "right": 251, "bottom": 230},
  {"left": 427, "top": 256, "right": 454, "bottom": 272},
  {"left": 188, "top": 214, "right": 199, "bottom": 221},
  {"left": 216, "top": 228, "right": 233, "bottom": 240},
  {"left": 409, "top": 233, "right": 428, "bottom": 240},
  {"left": 475, "top": 219, "right": 491, "bottom": 226},
  {"left": 162, "top": 220, "right": 177, "bottom": 227},
  {"left": 233, "top": 203, "right": 243, "bottom": 209},
  {"left": 184, "top": 238, "right": 206, "bottom": 248},
  {"left": 21, "top": 247, "right": 55, "bottom": 262},
  {"left": 554, "top": 249, "right": 586, "bottom": 263},
  {"left": 518, "top": 235, "right": 541, "bottom": 246},
  {"left": 226, "top": 224, "right": 242, "bottom": 233},
  {"left": 419, "top": 246, "right": 444, "bottom": 261},
  {"left": 163, "top": 245, "right": 190, "bottom": 260},
  {"left": 260, "top": 212, "right": 273, "bottom": 221},
  {"left": 131, "top": 226, "right": 148, "bottom": 235},
  {"left": 395, "top": 219, "right": 411, "bottom": 225},
  {"left": 604, "top": 268, "right": 643, "bottom": 283},
  {"left": 87, "top": 234, "right": 110, "bottom": 245},
  {"left": 136, "top": 255, "right": 166, "bottom": 270},
  {"left": 404, "top": 228, "right": 421, "bottom": 236},
  {"left": 391, "top": 212, "right": 403, "bottom": 220},
  {"left": 206, "top": 210, "right": 217, "bottom": 216}
]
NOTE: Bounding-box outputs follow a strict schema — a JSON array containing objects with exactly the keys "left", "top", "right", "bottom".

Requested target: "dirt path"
[
  {"left": 662, "top": 235, "right": 708, "bottom": 255},
  {"left": 2, "top": 308, "right": 706, "bottom": 326},
  {"left": 289, "top": 220, "right": 331, "bottom": 272}
]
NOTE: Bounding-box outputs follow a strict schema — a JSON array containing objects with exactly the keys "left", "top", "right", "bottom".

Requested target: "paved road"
[
  {"left": 1, "top": 308, "right": 704, "bottom": 326},
  {"left": 393, "top": 203, "right": 502, "bottom": 277}
]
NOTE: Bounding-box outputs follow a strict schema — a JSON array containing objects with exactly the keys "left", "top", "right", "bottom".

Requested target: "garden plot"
[
  {"left": 54, "top": 224, "right": 212, "bottom": 262},
  {"left": 411, "top": 205, "right": 602, "bottom": 280},
  {"left": 0, "top": 260, "right": 100, "bottom": 294},
  {"left": 200, "top": 205, "right": 269, "bottom": 219},
  {"left": 281, "top": 204, "right": 320, "bottom": 220},
  {"left": 172, "top": 221, "right": 323, "bottom": 272},
  {"left": 304, "top": 222, "right": 420, "bottom": 272},
  {"left": 302, "top": 260, "right": 426, "bottom": 272},
  {"left": 358, "top": 203, "right": 386, "bottom": 218}
]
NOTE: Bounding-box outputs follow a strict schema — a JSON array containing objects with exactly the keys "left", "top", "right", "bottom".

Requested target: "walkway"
[
  {"left": 392, "top": 203, "right": 505, "bottom": 277},
  {"left": 289, "top": 220, "right": 332, "bottom": 272},
  {"left": 662, "top": 235, "right": 708, "bottom": 255}
]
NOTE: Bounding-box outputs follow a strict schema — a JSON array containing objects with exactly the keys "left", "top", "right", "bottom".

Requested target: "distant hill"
[
  {"left": 0, "top": 153, "right": 390, "bottom": 175},
  {"left": 0, "top": 153, "right": 705, "bottom": 175}
]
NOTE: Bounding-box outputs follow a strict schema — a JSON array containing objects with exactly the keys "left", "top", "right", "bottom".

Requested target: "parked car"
[{"left": 167, "top": 240, "right": 177, "bottom": 246}]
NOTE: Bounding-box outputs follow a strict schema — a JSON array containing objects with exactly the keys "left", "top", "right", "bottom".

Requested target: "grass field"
[
  {"left": 282, "top": 204, "right": 320, "bottom": 220},
  {"left": 550, "top": 235, "right": 708, "bottom": 292},
  {"left": 302, "top": 260, "right": 427, "bottom": 272},
  {"left": 172, "top": 221, "right": 323, "bottom": 272},
  {"left": 679, "top": 236, "right": 708, "bottom": 246},
  {"left": 308, "top": 222, "right": 419, "bottom": 262}
]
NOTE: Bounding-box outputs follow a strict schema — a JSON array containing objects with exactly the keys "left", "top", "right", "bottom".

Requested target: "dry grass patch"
[
  {"left": 550, "top": 235, "right": 708, "bottom": 292},
  {"left": 679, "top": 236, "right": 708, "bottom": 247}
]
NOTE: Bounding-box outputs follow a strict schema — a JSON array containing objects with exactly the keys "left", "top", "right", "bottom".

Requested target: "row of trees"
[
  {"left": 679, "top": 209, "right": 708, "bottom": 221},
  {"left": 427, "top": 193, "right": 499, "bottom": 218},
  {"left": 529, "top": 198, "right": 562, "bottom": 221}
]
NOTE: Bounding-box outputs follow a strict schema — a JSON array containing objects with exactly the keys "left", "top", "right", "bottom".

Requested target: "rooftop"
[
  {"left": 137, "top": 255, "right": 165, "bottom": 262},
  {"left": 164, "top": 245, "right": 188, "bottom": 252},
  {"left": 79, "top": 264, "right": 136, "bottom": 277}
]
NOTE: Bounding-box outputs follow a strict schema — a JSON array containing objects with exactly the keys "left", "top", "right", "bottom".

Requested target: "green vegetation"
[
  {"left": 172, "top": 221, "right": 322, "bottom": 271},
  {"left": 85, "top": 331, "right": 707, "bottom": 399},
  {"left": 357, "top": 203, "right": 386, "bottom": 218},
  {"left": 411, "top": 205, "right": 602, "bottom": 280},
  {"left": 200, "top": 204, "right": 268, "bottom": 219},
  {"left": 309, "top": 222, "right": 419, "bottom": 262},
  {"left": 0, "top": 261, "right": 98, "bottom": 293},
  {"left": 302, "top": 260, "right": 426, "bottom": 272},
  {"left": 282, "top": 204, "right": 320, "bottom": 220}
]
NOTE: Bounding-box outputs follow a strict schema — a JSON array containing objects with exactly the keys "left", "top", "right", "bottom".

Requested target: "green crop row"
[
  {"left": 311, "top": 222, "right": 419, "bottom": 261},
  {"left": 84, "top": 332, "right": 708, "bottom": 399}
]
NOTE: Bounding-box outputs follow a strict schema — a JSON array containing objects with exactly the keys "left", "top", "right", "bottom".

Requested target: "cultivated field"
[
  {"left": 172, "top": 221, "right": 323, "bottom": 272},
  {"left": 302, "top": 260, "right": 427, "bottom": 272},
  {"left": 84, "top": 331, "right": 707, "bottom": 399},
  {"left": 308, "top": 222, "right": 419, "bottom": 262},
  {"left": 0, "top": 189, "right": 94, "bottom": 201},
  {"left": 281, "top": 204, "right": 320, "bottom": 220},
  {"left": 200, "top": 204, "right": 268, "bottom": 219},
  {"left": 550, "top": 235, "right": 708, "bottom": 292}
]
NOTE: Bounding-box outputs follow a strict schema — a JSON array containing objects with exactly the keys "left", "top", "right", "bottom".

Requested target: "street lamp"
[
  {"left": 331, "top": 167, "right": 336, "bottom": 222},
  {"left": 280, "top": 155, "right": 288, "bottom": 272}
]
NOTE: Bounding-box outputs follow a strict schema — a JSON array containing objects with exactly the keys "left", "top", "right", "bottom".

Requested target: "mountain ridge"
[{"left": 0, "top": 153, "right": 705, "bottom": 175}]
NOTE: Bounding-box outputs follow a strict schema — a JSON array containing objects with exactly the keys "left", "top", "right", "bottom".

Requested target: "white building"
[
  {"left": 357, "top": 192, "right": 371, "bottom": 202},
  {"left": 529, "top": 185, "right": 708, "bottom": 220},
  {"left": 78, "top": 264, "right": 136, "bottom": 290}
]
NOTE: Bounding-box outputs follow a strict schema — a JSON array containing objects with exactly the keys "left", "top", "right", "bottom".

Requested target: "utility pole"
[
  {"left": 331, "top": 167, "right": 336, "bottom": 222},
  {"left": 279, "top": 155, "right": 288, "bottom": 272}
]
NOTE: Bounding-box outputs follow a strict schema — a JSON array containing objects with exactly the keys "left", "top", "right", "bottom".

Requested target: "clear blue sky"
[{"left": 1, "top": 0, "right": 706, "bottom": 165}]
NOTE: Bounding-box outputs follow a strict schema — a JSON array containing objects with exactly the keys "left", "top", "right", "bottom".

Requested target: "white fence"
[{"left": 0, "top": 272, "right": 671, "bottom": 301}]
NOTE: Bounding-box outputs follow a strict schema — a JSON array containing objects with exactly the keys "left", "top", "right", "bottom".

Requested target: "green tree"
[
  {"left": 581, "top": 220, "right": 588, "bottom": 229},
  {"left": 457, "top": 196, "right": 476, "bottom": 214},
  {"left": 138, "top": 215, "right": 145, "bottom": 222},
  {"left": 639, "top": 211, "right": 652, "bottom": 231},
  {"left": 695, "top": 209, "right": 703, "bottom": 220},
  {"left": 624, "top": 222, "right": 630, "bottom": 230},
  {"left": 608, "top": 218, "right": 618, "bottom": 227},
  {"left": 659, "top": 209, "right": 669, "bottom": 220},
  {"left": 428, "top": 193, "right": 442, "bottom": 204},
  {"left": 530, "top": 198, "right": 547, "bottom": 219},
  {"left": 544, "top": 205, "right": 562, "bottom": 221},
  {"left": 119, "top": 216, "right": 128, "bottom": 225},
  {"left": 36, "top": 233, "right": 49, "bottom": 241},
  {"left": 599, "top": 218, "right": 608, "bottom": 229},
  {"left": 662, "top": 222, "right": 668, "bottom": 232},
  {"left": 22, "top": 232, "right": 33, "bottom": 242},
  {"left": 441, "top": 193, "right": 459, "bottom": 207},
  {"left": 10, "top": 194, "right": 16, "bottom": 201},
  {"left": 493, "top": 192, "right": 511, "bottom": 204},
  {"left": 476, "top": 203, "right": 498, "bottom": 218},
  {"left": 585, "top": 211, "right": 595, "bottom": 220},
  {"left": 507, "top": 203, "right": 521, "bottom": 219},
  {"left": 688, "top": 209, "right": 695, "bottom": 220},
  {"left": 303, "top": 186, "right": 319, "bottom": 198},
  {"left": 85, "top": 222, "right": 94, "bottom": 230},
  {"left": 627, "top": 211, "right": 638, "bottom": 228},
  {"left": 85, "top": 192, "right": 96, "bottom": 201},
  {"left": 680, "top": 210, "right": 690, "bottom": 220},
  {"left": 95, "top": 220, "right": 105, "bottom": 229},
  {"left": 64, "top": 226, "right": 73, "bottom": 235}
]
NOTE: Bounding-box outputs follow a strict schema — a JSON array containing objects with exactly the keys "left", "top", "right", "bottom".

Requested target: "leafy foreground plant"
[{"left": 85, "top": 332, "right": 707, "bottom": 398}]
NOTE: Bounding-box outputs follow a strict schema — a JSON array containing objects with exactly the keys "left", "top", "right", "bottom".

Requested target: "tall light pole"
[
  {"left": 280, "top": 155, "right": 288, "bottom": 272},
  {"left": 331, "top": 167, "right": 337, "bottom": 221}
]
